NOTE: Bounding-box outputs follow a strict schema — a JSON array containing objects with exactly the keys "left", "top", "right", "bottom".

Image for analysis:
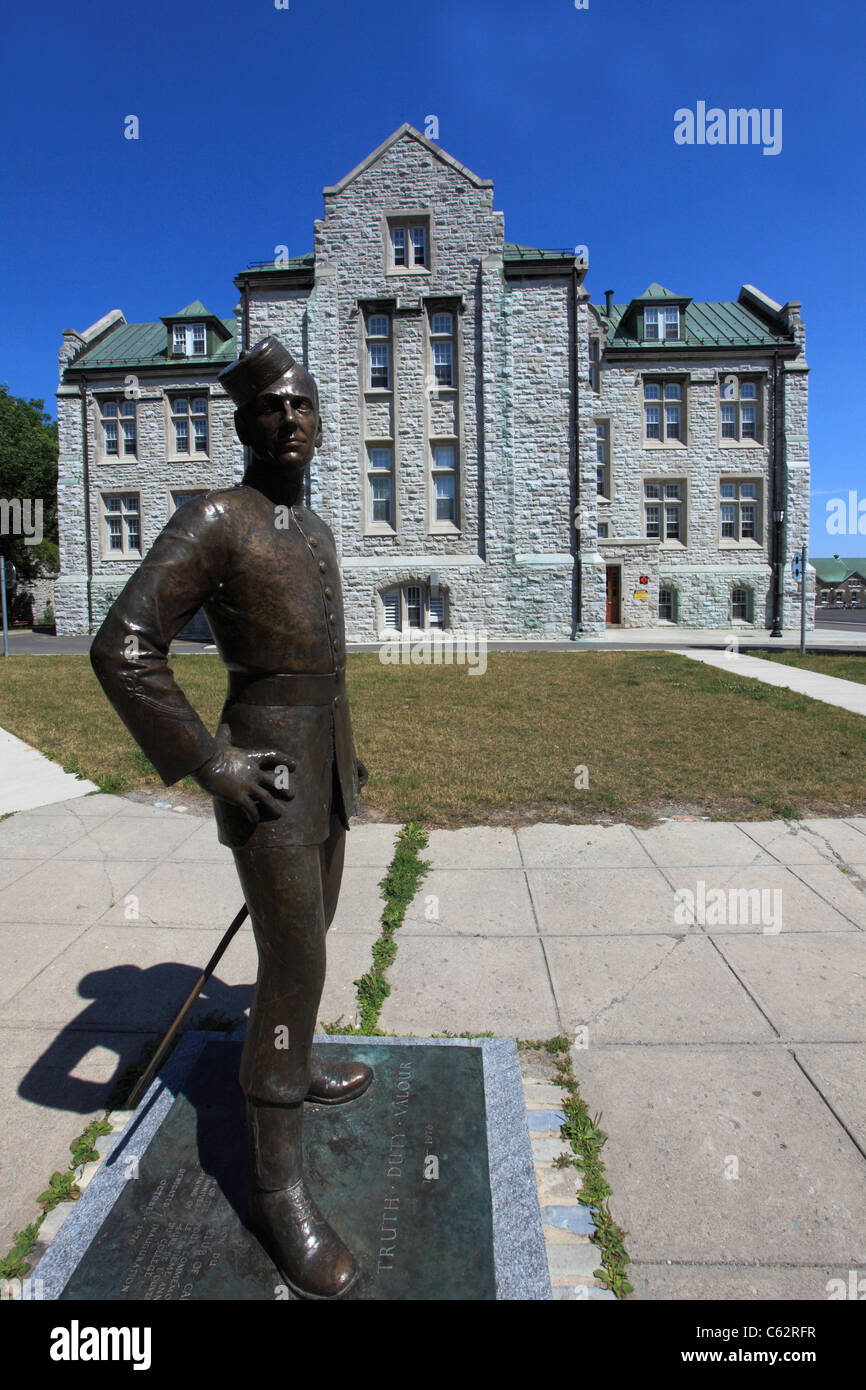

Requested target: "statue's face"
[{"left": 239, "top": 366, "right": 322, "bottom": 473}]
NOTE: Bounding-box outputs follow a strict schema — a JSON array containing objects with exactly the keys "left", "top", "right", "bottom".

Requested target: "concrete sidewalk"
[
  {"left": 1, "top": 797, "right": 864, "bottom": 1299},
  {"left": 378, "top": 820, "right": 866, "bottom": 1298},
  {"left": 0, "top": 727, "right": 98, "bottom": 814},
  {"left": 672, "top": 647, "right": 866, "bottom": 718}
]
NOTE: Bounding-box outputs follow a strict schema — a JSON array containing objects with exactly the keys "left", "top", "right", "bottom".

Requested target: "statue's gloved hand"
[
  {"left": 356, "top": 757, "right": 369, "bottom": 790},
  {"left": 192, "top": 746, "right": 291, "bottom": 823}
]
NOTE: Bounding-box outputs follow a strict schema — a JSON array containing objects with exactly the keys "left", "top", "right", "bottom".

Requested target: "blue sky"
[{"left": 1, "top": 0, "right": 863, "bottom": 555}]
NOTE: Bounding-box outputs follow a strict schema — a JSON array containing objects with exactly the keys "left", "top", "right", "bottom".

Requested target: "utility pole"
[
  {"left": 1, "top": 557, "right": 10, "bottom": 658},
  {"left": 800, "top": 544, "right": 807, "bottom": 656}
]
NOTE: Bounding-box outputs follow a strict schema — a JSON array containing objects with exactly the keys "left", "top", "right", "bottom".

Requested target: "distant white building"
[{"left": 55, "top": 124, "right": 812, "bottom": 638}]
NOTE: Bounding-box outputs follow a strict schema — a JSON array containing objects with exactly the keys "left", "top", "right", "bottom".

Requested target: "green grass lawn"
[
  {"left": 752, "top": 651, "right": 866, "bottom": 687},
  {"left": 2, "top": 651, "right": 866, "bottom": 825}
]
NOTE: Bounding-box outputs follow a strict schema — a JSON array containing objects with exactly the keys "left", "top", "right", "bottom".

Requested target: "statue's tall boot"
[
  {"left": 247, "top": 1097, "right": 360, "bottom": 1300},
  {"left": 305, "top": 1053, "right": 373, "bottom": 1105}
]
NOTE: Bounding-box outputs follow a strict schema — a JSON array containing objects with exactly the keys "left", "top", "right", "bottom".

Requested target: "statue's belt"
[{"left": 228, "top": 669, "right": 347, "bottom": 707}]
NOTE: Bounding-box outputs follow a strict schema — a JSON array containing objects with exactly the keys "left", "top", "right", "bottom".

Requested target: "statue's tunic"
[{"left": 90, "top": 487, "right": 361, "bottom": 848}]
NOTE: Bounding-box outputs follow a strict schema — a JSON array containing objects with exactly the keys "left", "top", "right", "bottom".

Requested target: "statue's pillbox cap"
[{"left": 219, "top": 335, "right": 304, "bottom": 408}]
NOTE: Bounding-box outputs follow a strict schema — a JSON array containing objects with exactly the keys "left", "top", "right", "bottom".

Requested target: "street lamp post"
[{"left": 771, "top": 506, "right": 785, "bottom": 637}]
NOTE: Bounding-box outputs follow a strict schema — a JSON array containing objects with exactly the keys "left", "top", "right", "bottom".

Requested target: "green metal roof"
[
  {"left": 597, "top": 297, "right": 793, "bottom": 349},
  {"left": 811, "top": 558, "right": 866, "bottom": 584},
  {"left": 244, "top": 253, "right": 316, "bottom": 274},
  {"left": 504, "top": 243, "right": 575, "bottom": 262},
  {"left": 631, "top": 282, "right": 688, "bottom": 302},
  {"left": 167, "top": 299, "right": 215, "bottom": 319},
  {"left": 66, "top": 318, "right": 237, "bottom": 372},
  {"left": 240, "top": 244, "right": 577, "bottom": 283}
]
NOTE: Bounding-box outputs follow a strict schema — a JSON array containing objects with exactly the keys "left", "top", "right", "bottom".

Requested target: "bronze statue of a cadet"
[{"left": 90, "top": 336, "right": 370, "bottom": 1299}]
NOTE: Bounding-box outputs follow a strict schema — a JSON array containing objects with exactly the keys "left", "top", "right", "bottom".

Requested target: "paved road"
[
  {"left": 5, "top": 627, "right": 866, "bottom": 656},
  {"left": 816, "top": 609, "right": 866, "bottom": 631}
]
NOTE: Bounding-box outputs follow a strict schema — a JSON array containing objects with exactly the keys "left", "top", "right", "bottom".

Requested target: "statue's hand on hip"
[{"left": 192, "top": 745, "right": 290, "bottom": 823}]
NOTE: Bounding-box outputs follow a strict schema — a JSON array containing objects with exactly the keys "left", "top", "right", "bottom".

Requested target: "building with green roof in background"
[{"left": 54, "top": 125, "right": 812, "bottom": 639}]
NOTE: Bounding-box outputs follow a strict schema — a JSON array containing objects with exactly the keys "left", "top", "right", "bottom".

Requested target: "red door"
[{"left": 606, "top": 566, "right": 621, "bottom": 624}]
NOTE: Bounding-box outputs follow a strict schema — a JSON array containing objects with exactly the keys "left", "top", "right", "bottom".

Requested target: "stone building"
[
  {"left": 55, "top": 124, "right": 812, "bottom": 638},
  {"left": 55, "top": 303, "right": 237, "bottom": 635},
  {"left": 589, "top": 283, "right": 811, "bottom": 632}
]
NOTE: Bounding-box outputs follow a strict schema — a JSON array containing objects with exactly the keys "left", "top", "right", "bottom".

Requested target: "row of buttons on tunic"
[{"left": 305, "top": 531, "right": 342, "bottom": 660}]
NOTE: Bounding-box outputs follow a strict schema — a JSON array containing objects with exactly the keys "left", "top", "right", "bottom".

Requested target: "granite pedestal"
[{"left": 34, "top": 1034, "right": 551, "bottom": 1301}]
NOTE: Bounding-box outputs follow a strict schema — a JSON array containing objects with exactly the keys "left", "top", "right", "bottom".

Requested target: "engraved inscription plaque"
[{"left": 59, "top": 1040, "right": 497, "bottom": 1301}]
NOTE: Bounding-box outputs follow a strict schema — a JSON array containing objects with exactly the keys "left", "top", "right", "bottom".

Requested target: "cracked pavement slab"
[{"left": 1, "top": 798, "right": 864, "bottom": 1299}]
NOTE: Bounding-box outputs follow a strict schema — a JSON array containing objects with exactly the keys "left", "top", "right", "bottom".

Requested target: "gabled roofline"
[
  {"left": 738, "top": 284, "right": 801, "bottom": 336},
  {"left": 160, "top": 303, "right": 232, "bottom": 341},
  {"left": 322, "top": 123, "right": 494, "bottom": 196},
  {"left": 811, "top": 558, "right": 866, "bottom": 584},
  {"left": 622, "top": 286, "right": 692, "bottom": 329},
  {"left": 629, "top": 283, "right": 692, "bottom": 306},
  {"left": 61, "top": 317, "right": 236, "bottom": 376},
  {"left": 61, "top": 308, "right": 126, "bottom": 345}
]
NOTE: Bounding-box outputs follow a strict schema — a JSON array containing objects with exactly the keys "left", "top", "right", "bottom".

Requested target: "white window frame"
[
  {"left": 102, "top": 492, "right": 141, "bottom": 557},
  {"left": 589, "top": 338, "right": 601, "bottom": 391},
  {"left": 387, "top": 216, "right": 431, "bottom": 272},
  {"left": 172, "top": 322, "right": 207, "bottom": 357},
  {"left": 432, "top": 341, "right": 453, "bottom": 387},
  {"left": 731, "top": 586, "right": 753, "bottom": 623},
  {"left": 99, "top": 398, "right": 137, "bottom": 459},
  {"left": 367, "top": 445, "right": 395, "bottom": 530},
  {"left": 644, "top": 305, "right": 680, "bottom": 341},
  {"left": 430, "top": 442, "right": 459, "bottom": 530},
  {"left": 428, "top": 305, "right": 457, "bottom": 391},
  {"left": 644, "top": 377, "right": 686, "bottom": 445},
  {"left": 170, "top": 395, "right": 210, "bottom": 457},
  {"left": 720, "top": 479, "right": 762, "bottom": 543},
  {"left": 596, "top": 419, "right": 610, "bottom": 497},
  {"left": 644, "top": 479, "right": 686, "bottom": 543},
  {"left": 368, "top": 313, "right": 390, "bottom": 339},
  {"left": 380, "top": 583, "right": 446, "bottom": 632},
  {"left": 366, "top": 311, "right": 392, "bottom": 390},
  {"left": 720, "top": 376, "right": 762, "bottom": 444}
]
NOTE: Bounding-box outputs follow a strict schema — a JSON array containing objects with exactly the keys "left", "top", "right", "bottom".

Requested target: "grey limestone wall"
[
  {"left": 55, "top": 372, "right": 235, "bottom": 633},
  {"left": 780, "top": 351, "right": 814, "bottom": 629},
  {"left": 593, "top": 344, "right": 810, "bottom": 629}
]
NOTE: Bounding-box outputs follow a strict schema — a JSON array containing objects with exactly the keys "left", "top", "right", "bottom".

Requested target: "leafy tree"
[{"left": 0, "top": 384, "right": 59, "bottom": 583}]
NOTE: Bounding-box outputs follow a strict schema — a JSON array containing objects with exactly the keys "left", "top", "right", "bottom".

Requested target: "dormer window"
[
  {"left": 644, "top": 306, "right": 680, "bottom": 341},
  {"left": 173, "top": 322, "right": 207, "bottom": 356}
]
